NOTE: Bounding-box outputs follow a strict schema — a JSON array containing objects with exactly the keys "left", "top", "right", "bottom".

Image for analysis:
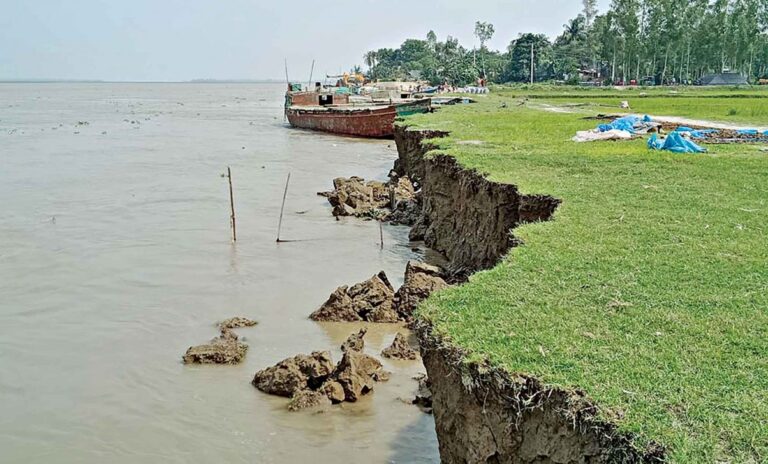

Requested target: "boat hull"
[{"left": 286, "top": 106, "right": 397, "bottom": 138}]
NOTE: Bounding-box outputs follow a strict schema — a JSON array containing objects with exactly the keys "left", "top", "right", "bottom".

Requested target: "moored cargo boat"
[{"left": 285, "top": 89, "right": 430, "bottom": 138}]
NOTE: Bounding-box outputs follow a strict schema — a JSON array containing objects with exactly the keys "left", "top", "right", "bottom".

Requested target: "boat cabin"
[{"left": 286, "top": 91, "right": 351, "bottom": 107}]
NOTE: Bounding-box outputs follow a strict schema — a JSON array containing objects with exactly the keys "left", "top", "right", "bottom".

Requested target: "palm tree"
[
  {"left": 364, "top": 51, "right": 378, "bottom": 70},
  {"left": 364, "top": 51, "right": 378, "bottom": 80},
  {"left": 562, "top": 15, "right": 588, "bottom": 44}
]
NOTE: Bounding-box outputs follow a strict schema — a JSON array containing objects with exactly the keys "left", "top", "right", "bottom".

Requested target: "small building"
[{"left": 699, "top": 73, "right": 748, "bottom": 86}]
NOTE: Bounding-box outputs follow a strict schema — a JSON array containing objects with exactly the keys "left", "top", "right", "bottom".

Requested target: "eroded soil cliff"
[
  {"left": 395, "top": 125, "right": 665, "bottom": 463},
  {"left": 395, "top": 126, "right": 560, "bottom": 277}
]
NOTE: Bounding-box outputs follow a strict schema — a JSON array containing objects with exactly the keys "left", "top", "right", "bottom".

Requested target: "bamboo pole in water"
[
  {"left": 227, "top": 166, "right": 236, "bottom": 242},
  {"left": 276, "top": 172, "right": 291, "bottom": 243}
]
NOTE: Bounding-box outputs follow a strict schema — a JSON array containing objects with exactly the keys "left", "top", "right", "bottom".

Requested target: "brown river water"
[{"left": 0, "top": 83, "right": 439, "bottom": 463}]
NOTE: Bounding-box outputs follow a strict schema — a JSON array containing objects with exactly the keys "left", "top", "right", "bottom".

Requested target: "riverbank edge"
[{"left": 393, "top": 125, "right": 666, "bottom": 463}]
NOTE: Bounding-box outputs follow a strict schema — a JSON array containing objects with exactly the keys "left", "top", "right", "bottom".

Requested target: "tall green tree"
[
  {"left": 583, "top": 0, "right": 599, "bottom": 27},
  {"left": 362, "top": 1, "right": 768, "bottom": 86},
  {"left": 503, "top": 34, "right": 553, "bottom": 83}
]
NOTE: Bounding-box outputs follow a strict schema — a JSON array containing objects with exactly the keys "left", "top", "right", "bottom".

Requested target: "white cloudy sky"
[{"left": 0, "top": 0, "right": 611, "bottom": 81}]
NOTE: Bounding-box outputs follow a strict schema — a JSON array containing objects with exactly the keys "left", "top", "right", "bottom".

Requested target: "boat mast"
[
  {"left": 307, "top": 60, "right": 315, "bottom": 91},
  {"left": 284, "top": 59, "right": 290, "bottom": 86}
]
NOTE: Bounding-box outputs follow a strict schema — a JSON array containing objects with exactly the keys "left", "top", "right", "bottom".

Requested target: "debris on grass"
[{"left": 647, "top": 132, "right": 706, "bottom": 153}]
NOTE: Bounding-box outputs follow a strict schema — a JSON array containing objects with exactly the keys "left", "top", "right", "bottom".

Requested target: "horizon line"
[{"left": 0, "top": 78, "right": 288, "bottom": 84}]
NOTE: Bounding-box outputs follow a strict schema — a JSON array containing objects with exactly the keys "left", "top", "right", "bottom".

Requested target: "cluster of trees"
[{"left": 362, "top": 0, "right": 768, "bottom": 86}]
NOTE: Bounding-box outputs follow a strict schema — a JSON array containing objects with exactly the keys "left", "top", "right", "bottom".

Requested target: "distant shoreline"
[{"left": 0, "top": 79, "right": 285, "bottom": 84}]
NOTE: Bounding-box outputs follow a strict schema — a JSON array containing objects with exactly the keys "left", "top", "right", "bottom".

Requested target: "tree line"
[{"left": 362, "top": 0, "right": 768, "bottom": 86}]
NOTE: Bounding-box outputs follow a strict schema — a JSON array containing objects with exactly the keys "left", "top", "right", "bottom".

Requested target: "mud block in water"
[
  {"left": 252, "top": 351, "right": 335, "bottom": 397},
  {"left": 382, "top": 333, "right": 418, "bottom": 360},
  {"left": 183, "top": 335, "right": 248, "bottom": 365}
]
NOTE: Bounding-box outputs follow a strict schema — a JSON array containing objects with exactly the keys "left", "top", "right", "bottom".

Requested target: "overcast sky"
[{"left": 0, "top": 0, "right": 611, "bottom": 82}]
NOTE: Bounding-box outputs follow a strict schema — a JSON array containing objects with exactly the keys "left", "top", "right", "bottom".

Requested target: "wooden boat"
[{"left": 285, "top": 90, "right": 430, "bottom": 138}]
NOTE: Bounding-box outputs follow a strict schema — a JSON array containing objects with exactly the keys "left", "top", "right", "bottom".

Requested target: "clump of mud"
[
  {"left": 218, "top": 316, "right": 258, "bottom": 330},
  {"left": 318, "top": 175, "right": 416, "bottom": 220},
  {"left": 393, "top": 261, "right": 449, "bottom": 320},
  {"left": 183, "top": 316, "right": 258, "bottom": 365},
  {"left": 341, "top": 328, "right": 367, "bottom": 353},
  {"left": 252, "top": 351, "right": 335, "bottom": 397},
  {"left": 381, "top": 333, "right": 418, "bottom": 360},
  {"left": 310, "top": 271, "right": 399, "bottom": 323},
  {"left": 183, "top": 329, "right": 249, "bottom": 365},
  {"left": 252, "top": 330, "right": 390, "bottom": 411},
  {"left": 310, "top": 262, "right": 450, "bottom": 323}
]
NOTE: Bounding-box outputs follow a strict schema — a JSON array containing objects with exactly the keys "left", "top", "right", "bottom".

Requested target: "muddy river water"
[{"left": 0, "top": 83, "right": 439, "bottom": 463}]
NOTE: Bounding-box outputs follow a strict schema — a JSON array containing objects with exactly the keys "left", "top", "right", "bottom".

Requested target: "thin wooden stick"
[
  {"left": 276, "top": 172, "right": 291, "bottom": 243},
  {"left": 227, "top": 166, "right": 236, "bottom": 242},
  {"left": 379, "top": 221, "right": 384, "bottom": 249}
]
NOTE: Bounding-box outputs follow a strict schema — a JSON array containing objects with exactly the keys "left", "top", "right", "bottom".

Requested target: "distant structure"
[{"left": 699, "top": 73, "right": 749, "bottom": 86}]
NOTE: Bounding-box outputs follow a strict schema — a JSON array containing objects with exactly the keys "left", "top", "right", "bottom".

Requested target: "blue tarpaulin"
[
  {"left": 599, "top": 115, "right": 641, "bottom": 133},
  {"left": 648, "top": 133, "right": 706, "bottom": 153},
  {"left": 597, "top": 115, "right": 655, "bottom": 134}
]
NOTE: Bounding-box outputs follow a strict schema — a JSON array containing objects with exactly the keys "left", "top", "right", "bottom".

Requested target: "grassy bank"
[{"left": 408, "top": 91, "right": 768, "bottom": 462}]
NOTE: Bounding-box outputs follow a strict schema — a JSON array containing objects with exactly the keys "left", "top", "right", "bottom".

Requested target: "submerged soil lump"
[
  {"left": 183, "top": 330, "right": 248, "bottom": 365},
  {"left": 382, "top": 333, "right": 418, "bottom": 360},
  {"left": 341, "top": 328, "right": 367, "bottom": 353},
  {"left": 251, "top": 351, "right": 335, "bottom": 397},
  {"left": 310, "top": 271, "right": 399, "bottom": 323},
  {"left": 218, "top": 316, "right": 258, "bottom": 330}
]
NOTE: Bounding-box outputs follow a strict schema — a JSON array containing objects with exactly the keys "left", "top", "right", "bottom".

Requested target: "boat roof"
[{"left": 288, "top": 104, "right": 392, "bottom": 112}]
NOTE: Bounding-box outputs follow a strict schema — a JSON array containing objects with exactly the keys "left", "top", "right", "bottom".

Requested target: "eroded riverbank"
[{"left": 393, "top": 125, "right": 665, "bottom": 462}]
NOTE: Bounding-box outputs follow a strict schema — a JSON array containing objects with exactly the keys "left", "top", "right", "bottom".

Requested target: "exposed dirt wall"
[
  {"left": 395, "top": 125, "right": 666, "bottom": 463},
  {"left": 393, "top": 127, "right": 448, "bottom": 185},
  {"left": 394, "top": 125, "right": 560, "bottom": 277},
  {"left": 416, "top": 322, "right": 665, "bottom": 464}
]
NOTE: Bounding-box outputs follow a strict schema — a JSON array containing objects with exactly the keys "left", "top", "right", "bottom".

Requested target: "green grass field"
[
  {"left": 492, "top": 84, "right": 768, "bottom": 124},
  {"left": 408, "top": 90, "right": 768, "bottom": 462}
]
